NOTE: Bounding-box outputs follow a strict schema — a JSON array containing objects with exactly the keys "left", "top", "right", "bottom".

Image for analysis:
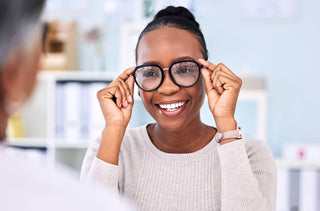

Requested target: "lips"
[
  {"left": 159, "top": 101, "right": 186, "bottom": 111},
  {"left": 155, "top": 100, "right": 189, "bottom": 117}
]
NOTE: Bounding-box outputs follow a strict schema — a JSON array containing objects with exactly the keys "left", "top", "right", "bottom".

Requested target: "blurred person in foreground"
[{"left": 0, "top": 0, "right": 133, "bottom": 210}]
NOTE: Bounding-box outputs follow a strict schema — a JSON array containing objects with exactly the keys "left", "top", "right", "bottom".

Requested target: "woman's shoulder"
[
  {"left": 117, "top": 125, "right": 149, "bottom": 164},
  {"left": 123, "top": 125, "right": 148, "bottom": 141},
  {"left": 244, "top": 136, "right": 274, "bottom": 161},
  {"left": 121, "top": 125, "right": 149, "bottom": 151},
  {"left": 87, "top": 125, "right": 148, "bottom": 153},
  {"left": 124, "top": 125, "right": 147, "bottom": 136}
]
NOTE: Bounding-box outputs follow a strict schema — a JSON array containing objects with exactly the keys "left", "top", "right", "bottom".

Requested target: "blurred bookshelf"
[
  {"left": 6, "top": 71, "right": 116, "bottom": 173},
  {"left": 276, "top": 159, "right": 320, "bottom": 211}
]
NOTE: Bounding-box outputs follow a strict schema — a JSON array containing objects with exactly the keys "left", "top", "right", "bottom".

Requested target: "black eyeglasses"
[{"left": 132, "top": 60, "right": 203, "bottom": 92}]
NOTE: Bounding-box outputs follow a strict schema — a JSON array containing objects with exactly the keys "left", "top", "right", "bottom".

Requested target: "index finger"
[
  {"left": 198, "top": 59, "right": 216, "bottom": 71},
  {"left": 118, "top": 66, "right": 136, "bottom": 81},
  {"left": 217, "top": 63, "right": 238, "bottom": 78}
]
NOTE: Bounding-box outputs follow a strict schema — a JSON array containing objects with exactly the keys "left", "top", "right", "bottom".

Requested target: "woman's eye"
[
  {"left": 177, "top": 66, "right": 196, "bottom": 74},
  {"left": 143, "top": 69, "right": 159, "bottom": 77}
]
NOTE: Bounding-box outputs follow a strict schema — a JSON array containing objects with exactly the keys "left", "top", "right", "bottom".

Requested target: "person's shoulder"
[
  {"left": 0, "top": 148, "right": 133, "bottom": 211},
  {"left": 245, "top": 136, "right": 269, "bottom": 150},
  {"left": 124, "top": 125, "right": 147, "bottom": 136},
  {"left": 118, "top": 125, "right": 151, "bottom": 166},
  {"left": 86, "top": 125, "right": 148, "bottom": 161},
  {"left": 121, "top": 125, "right": 148, "bottom": 150},
  {"left": 244, "top": 136, "right": 274, "bottom": 161}
]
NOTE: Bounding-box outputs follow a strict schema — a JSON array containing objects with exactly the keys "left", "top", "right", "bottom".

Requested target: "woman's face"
[{"left": 136, "top": 27, "right": 206, "bottom": 131}]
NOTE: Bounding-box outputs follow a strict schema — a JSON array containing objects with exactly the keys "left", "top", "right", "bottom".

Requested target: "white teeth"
[{"left": 159, "top": 101, "right": 186, "bottom": 111}]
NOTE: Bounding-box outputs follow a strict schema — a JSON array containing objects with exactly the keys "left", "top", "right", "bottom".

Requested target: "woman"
[{"left": 81, "top": 6, "right": 276, "bottom": 211}]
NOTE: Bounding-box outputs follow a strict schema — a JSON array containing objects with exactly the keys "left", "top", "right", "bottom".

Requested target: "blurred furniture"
[
  {"left": 6, "top": 71, "right": 115, "bottom": 174},
  {"left": 41, "top": 21, "right": 77, "bottom": 71},
  {"left": 276, "top": 159, "right": 320, "bottom": 211}
]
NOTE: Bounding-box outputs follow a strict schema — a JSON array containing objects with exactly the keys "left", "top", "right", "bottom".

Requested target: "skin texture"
[
  {"left": 0, "top": 37, "right": 42, "bottom": 140},
  {"left": 97, "top": 26, "right": 242, "bottom": 164}
]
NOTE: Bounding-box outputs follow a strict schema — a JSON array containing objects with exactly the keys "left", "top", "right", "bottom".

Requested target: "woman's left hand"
[{"left": 198, "top": 59, "right": 242, "bottom": 132}]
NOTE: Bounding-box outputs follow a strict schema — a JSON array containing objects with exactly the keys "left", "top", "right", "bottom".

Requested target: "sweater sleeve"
[
  {"left": 80, "top": 138, "right": 120, "bottom": 192},
  {"left": 217, "top": 138, "right": 277, "bottom": 211}
]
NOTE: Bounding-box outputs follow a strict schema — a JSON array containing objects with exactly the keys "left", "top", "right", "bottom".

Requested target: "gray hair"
[{"left": 0, "top": 0, "right": 46, "bottom": 69}]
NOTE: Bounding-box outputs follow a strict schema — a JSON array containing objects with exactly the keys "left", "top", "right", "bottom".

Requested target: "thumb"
[
  {"left": 126, "top": 75, "right": 135, "bottom": 96},
  {"left": 122, "top": 76, "right": 135, "bottom": 121},
  {"left": 201, "top": 68, "right": 214, "bottom": 93},
  {"left": 201, "top": 68, "right": 220, "bottom": 107}
]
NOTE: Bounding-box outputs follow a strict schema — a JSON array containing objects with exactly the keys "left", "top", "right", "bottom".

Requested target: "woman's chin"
[{"left": 155, "top": 119, "right": 188, "bottom": 132}]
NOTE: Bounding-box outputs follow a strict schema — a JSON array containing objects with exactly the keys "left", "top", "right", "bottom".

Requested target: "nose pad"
[{"left": 157, "top": 69, "right": 180, "bottom": 95}]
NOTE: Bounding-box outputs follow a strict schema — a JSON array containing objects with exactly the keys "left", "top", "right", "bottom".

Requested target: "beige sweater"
[{"left": 81, "top": 125, "right": 276, "bottom": 211}]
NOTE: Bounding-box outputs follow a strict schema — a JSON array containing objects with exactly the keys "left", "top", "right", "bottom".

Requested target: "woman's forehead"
[{"left": 137, "top": 27, "right": 202, "bottom": 65}]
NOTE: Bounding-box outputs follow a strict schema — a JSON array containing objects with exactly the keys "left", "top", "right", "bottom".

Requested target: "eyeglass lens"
[
  {"left": 134, "top": 61, "right": 200, "bottom": 91},
  {"left": 135, "top": 66, "right": 162, "bottom": 91}
]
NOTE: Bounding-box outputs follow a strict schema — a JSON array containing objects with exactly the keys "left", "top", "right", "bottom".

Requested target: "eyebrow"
[{"left": 141, "top": 56, "right": 196, "bottom": 66}]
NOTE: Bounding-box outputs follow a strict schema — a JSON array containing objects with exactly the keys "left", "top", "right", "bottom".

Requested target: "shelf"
[
  {"left": 5, "top": 137, "right": 91, "bottom": 149},
  {"left": 6, "top": 137, "right": 47, "bottom": 148},
  {"left": 275, "top": 159, "right": 320, "bottom": 169},
  {"left": 54, "top": 141, "right": 91, "bottom": 149},
  {"left": 38, "top": 70, "right": 117, "bottom": 81}
]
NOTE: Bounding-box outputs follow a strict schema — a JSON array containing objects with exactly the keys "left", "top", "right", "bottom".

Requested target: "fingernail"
[
  {"left": 198, "top": 58, "right": 206, "bottom": 62},
  {"left": 128, "top": 95, "right": 133, "bottom": 102},
  {"left": 124, "top": 100, "right": 128, "bottom": 107}
]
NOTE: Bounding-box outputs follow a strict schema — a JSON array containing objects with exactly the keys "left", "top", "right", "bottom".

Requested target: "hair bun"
[{"left": 154, "top": 6, "right": 199, "bottom": 28}]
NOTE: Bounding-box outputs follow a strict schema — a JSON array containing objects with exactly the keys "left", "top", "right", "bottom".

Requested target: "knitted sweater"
[{"left": 81, "top": 125, "right": 276, "bottom": 211}]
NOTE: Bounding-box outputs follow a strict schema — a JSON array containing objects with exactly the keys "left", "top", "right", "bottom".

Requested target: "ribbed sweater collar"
[{"left": 138, "top": 125, "right": 219, "bottom": 163}]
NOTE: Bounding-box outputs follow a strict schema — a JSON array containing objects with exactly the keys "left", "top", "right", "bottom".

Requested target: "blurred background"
[{"left": 5, "top": 0, "right": 320, "bottom": 210}]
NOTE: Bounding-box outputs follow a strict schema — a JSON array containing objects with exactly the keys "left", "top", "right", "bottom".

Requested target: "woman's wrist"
[
  {"left": 98, "top": 124, "right": 127, "bottom": 165},
  {"left": 219, "top": 138, "right": 237, "bottom": 145},
  {"left": 103, "top": 122, "right": 127, "bottom": 134},
  {"left": 215, "top": 117, "right": 237, "bottom": 132},
  {"left": 104, "top": 118, "right": 129, "bottom": 128}
]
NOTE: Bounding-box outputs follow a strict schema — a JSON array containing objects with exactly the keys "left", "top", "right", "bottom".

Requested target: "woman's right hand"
[
  {"left": 96, "top": 67, "right": 135, "bottom": 165},
  {"left": 97, "top": 67, "right": 135, "bottom": 128}
]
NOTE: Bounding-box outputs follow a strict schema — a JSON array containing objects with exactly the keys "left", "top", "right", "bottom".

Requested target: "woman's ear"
[
  {"left": 0, "top": 50, "right": 27, "bottom": 115},
  {"left": 0, "top": 50, "right": 24, "bottom": 102}
]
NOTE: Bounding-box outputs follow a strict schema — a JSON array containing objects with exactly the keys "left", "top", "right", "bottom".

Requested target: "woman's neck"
[{"left": 147, "top": 117, "right": 216, "bottom": 153}]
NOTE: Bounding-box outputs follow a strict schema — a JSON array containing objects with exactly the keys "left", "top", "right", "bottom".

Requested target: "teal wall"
[{"left": 195, "top": 0, "right": 320, "bottom": 157}]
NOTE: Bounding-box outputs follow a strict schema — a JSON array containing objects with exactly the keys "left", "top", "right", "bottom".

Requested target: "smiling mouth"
[
  {"left": 155, "top": 100, "right": 189, "bottom": 118},
  {"left": 158, "top": 101, "right": 187, "bottom": 111}
]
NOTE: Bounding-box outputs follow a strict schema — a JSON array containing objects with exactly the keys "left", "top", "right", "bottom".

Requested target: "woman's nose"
[{"left": 157, "top": 70, "right": 180, "bottom": 95}]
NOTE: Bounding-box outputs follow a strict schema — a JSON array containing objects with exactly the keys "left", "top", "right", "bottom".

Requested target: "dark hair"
[
  {"left": 135, "top": 6, "right": 208, "bottom": 63},
  {"left": 0, "top": 0, "right": 46, "bottom": 68}
]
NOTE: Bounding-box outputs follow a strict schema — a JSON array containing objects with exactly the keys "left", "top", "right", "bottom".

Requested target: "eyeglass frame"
[{"left": 131, "top": 59, "right": 203, "bottom": 92}]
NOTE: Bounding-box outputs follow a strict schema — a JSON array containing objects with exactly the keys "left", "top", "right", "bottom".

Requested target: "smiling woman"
[{"left": 81, "top": 6, "right": 277, "bottom": 211}]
